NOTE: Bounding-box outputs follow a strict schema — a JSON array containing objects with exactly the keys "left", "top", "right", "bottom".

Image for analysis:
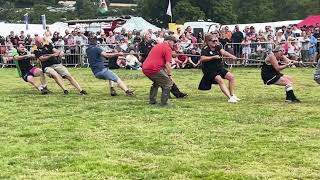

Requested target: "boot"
[
  {"left": 149, "top": 84, "right": 159, "bottom": 104},
  {"left": 286, "top": 90, "right": 301, "bottom": 103},
  {"left": 290, "top": 90, "right": 301, "bottom": 103},
  {"left": 160, "top": 88, "right": 171, "bottom": 106},
  {"left": 171, "top": 83, "right": 187, "bottom": 98}
]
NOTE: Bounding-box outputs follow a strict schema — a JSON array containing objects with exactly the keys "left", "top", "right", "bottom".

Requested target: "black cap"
[{"left": 164, "top": 35, "right": 177, "bottom": 43}]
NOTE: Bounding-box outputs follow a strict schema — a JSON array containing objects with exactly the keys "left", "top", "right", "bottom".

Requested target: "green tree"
[{"left": 173, "top": 0, "right": 206, "bottom": 24}]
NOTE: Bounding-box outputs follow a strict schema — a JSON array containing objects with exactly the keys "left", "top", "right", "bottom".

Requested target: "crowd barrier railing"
[{"left": 1, "top": 40, "right": 319, "bottom": 69}]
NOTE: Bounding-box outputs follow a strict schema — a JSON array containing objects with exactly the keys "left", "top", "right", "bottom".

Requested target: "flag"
[
  {"left": 24, "top": 13, "right": 29, "bottom": 30},
  {"left": 166, "top": 0, "right": 172, "bottom": 17},
  {"left": 100, "top": 0, "right": 108, "bottom": 14},
  {"left": 41, "top": 14, "right": 46, "bottom": 30}
]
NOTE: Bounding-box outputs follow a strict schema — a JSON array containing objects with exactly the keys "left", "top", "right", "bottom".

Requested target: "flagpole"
[{"left": 166, "top": 0, "right": 172, "bottom": 23}]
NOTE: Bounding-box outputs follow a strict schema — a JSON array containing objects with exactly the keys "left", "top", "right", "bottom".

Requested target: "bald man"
[{"left": 34, "top": 38, "right": 87, "bottom": 95}]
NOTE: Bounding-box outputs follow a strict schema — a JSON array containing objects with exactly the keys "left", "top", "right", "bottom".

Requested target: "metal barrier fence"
[
  {"left": 223, "top": 42, "right": 275, "bottom": 67},
  {"left": 0, "top": 40, "right": 319, "bottom": 68}
]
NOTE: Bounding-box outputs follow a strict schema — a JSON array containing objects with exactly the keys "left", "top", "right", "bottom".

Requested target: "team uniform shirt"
[
  {"left": 142, "top": 43, "right": 172, "bottom": 77},
  {"left": 261, "top": 54, "right": 284, "bottom": 85},
  {"left": 198, "top": 45, "right": 229, "bottom": 90},
  {"left": 34, "top": 44, "right": 61, "bottom": 71},
  {"left": 12, "top": 49, "right": 34, "bottom": 77}
]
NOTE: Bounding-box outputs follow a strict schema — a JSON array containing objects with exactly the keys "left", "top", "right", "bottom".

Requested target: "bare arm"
[
  {"left": 281, "top": 55, "right": 297, "bottom": 64},
  {"left": 164, "top": 62, "right": 172, "bottom": 76},
  {"left": 269, "top": 55, "right": 289, "bottom": 71},
  {"left": 13, "top": 54, "right": 35, "bottom": 61},
  {"left": 200, "top": 55, "right": 220, "bottom": 62},
  {"left": 101, "top": 51, "right": 123, "bottom": 58},
  {"left": 220, "top": 49, "right": 236, "bottom": 59}
]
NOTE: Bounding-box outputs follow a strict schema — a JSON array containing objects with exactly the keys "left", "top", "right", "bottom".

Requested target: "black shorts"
[
  {"left": 21, "top": 67, "right": 36, "bottom": 82},
  {"left": 198, "top": 68, "right": 229, "bottom": 90},
  {"left": 22, "top": 72, "right": 35, "bottom": 82},
  {"left": 261, "top": 72, "right": 283, "bottom": 85}
]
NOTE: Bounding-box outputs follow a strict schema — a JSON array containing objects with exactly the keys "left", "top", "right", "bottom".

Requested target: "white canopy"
[
  {"left": 114, "top": 17, "right": 160, "bottom": 32},
  {"left": 222, "top": 20, "right": 302, "bottom": 32},
  {"left": 0, "top": 22, "right": 69, "bottom": 37}
]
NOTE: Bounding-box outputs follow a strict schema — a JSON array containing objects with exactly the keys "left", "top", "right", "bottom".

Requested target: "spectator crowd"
[{"left": 1, "top": 23, "right": 320, "bottom": 69}]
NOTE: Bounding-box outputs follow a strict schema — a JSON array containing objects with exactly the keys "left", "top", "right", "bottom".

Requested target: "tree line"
[{"left": 0, "top": 0, "right": 318, "bottom": 26}]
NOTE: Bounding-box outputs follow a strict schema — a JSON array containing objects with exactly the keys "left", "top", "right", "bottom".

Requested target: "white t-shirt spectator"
[{"left": 126, "top": 54, "right": 140, "bottom": 66}]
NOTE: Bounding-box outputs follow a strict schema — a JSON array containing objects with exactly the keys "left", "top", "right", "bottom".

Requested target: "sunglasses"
[{"left": 209, "top": 39, "right": 218, "bottom": 42}]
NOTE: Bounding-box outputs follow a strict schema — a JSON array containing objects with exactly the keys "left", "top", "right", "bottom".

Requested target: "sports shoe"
[
  {"left": 80, "top": 90, "right": 88, "bottom": 96},
  {"left": 63, "top": 90, "right": 69, "bottom": 95},
  {"left": 292, "top": 98, "right": 301, "bottom": 103},
  {"left": 110, "top": 87, "right": 117, "bottom": 96},
  {"left": 231, "top": 95, "right": 240, "bottom": 101},
  {"left": 40, "top": 87, "right": 48, "bottom": 95},
  {"left": 125, "top": 89, "right": 134, "bottom": 96},
  {"left": 228, "top": 97, "right": 238, "bottom": 103}
]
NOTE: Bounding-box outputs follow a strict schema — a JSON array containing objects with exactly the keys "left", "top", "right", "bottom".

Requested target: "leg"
[
  {"left": 46, "top": 67, "right": 67, "bottom": 91},
  {"left": 214, "top": 75, "right": 231, "bottom": 99},
  {"left": 149, "top": 82, "right": 159, "bottom": 104},
  {"left": 224, "top": 72, "right": 235, "bottom": 96},
  {"left": 148, "top": 70, "right": 173, "bottom": 106},
  {"left": 26, "top": 75, "right": 40, "bottom": 90},
  {"left": 275, "top": 76, "right": 300, "bottom": 102},
  {"left": 33, "top": 68, "right": 47, "bottom": 88},
  {"left": 64, "top": 75, "right": 83, "bottom": 92}
]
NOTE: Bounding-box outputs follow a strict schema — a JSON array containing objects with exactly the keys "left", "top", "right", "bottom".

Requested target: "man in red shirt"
[{"left": 142, "top": 36, "right": 176, "bottom": 106}]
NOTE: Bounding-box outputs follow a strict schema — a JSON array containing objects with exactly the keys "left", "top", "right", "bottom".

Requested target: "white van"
[{"left": 183, "top": 21, "right": 221, "bottom": 34}]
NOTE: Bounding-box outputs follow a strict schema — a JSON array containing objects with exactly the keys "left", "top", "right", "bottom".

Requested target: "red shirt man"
[
  {"left": 142, "top": 42, "right": 173, "bottom": 76},
  {"left": 142, "top": 36, "right": 177, "bottom": 106}
]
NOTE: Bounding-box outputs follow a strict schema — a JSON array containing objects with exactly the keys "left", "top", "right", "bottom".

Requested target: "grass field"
[{"left": 0, "top": 67, "right": 319, "bottom": 179}]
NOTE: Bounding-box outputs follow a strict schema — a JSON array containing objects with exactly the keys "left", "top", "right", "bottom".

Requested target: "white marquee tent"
[
  {"left": 221, "top": 20, "right": 302, "bottom": 32},
  {"left": 0, "top": 22, "right": 69, "bottom": 37},
  {"left": 114, "top": 17, "right": 160, "bottom": 32}
]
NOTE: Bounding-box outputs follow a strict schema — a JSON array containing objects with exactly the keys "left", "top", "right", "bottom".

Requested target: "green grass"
[{"left": 0, "top": 67, "right": 319, "bottom": 179}]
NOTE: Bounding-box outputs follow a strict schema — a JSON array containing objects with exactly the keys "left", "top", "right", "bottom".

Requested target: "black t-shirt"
[
  {"left": 138, "top": 39, "right": 157, "bottom": 59},
  {"left": 219, "top": 38, "right": 230, "bottom": 47},
  {"left": 201, "top": 45, "right": 223, "bottom": 73},
  {"left": 190, "top": 52, "right": 200, "bottom": 63},
  {"left": 15, "top": 50, "right": 33, "bottom": 74},
  {"left": 34, "top": 44, "right": 61, "bottom": 70},
  {"left": 231, "top": 31, "right": 244, "bottom": 43}
]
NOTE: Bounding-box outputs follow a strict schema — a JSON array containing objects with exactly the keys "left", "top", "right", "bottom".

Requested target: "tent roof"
[
  {"left": 297, "top": 15, "right": 320, "bottom": 27},
  {"left": 114, "top": 17, "right": 160, "bottom": 32}
]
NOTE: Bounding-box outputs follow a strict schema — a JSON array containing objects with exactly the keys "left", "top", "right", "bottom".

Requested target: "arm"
[
  {"left": 200, "top": 55, "right": 220, "bottom": 62},
  {"left": 52, "top": 48, "right": 64, "bottom": 57},
  {"left": 13, "top": 54, "right": 35, "bottom": 60},
  {"left": 281, "top": 55, "right": 297, "bottom": 64},
  {"left": 220, "top": 49, "right": 237, "bottom": 59},
  {"left": 38, "top": 54, "right": 57, "bottom": 62},
  {"left": 165, "top": 62, "right": 172, "bottom": 77},
  {"left": 269, "top": 55, "right": 290, "bottom": 71},
  {"left": 101, "top": 51, "right": 123, "bottom": 58}
]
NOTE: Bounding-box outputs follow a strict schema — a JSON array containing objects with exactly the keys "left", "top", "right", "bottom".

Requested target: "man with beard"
[{"left": 34, "top": 38, "right": 87, "bottom": 95}]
